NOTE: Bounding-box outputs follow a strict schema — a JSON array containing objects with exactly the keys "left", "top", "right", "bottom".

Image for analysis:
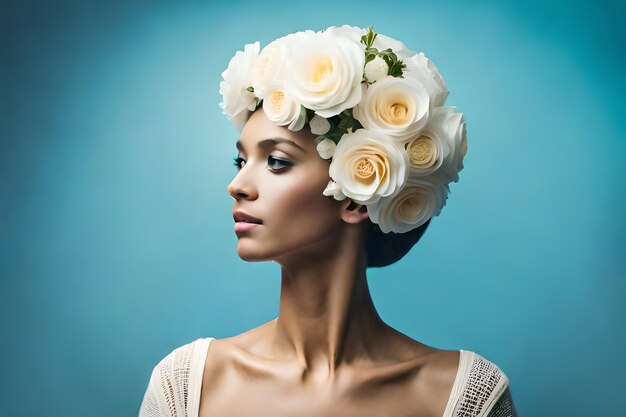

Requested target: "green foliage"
[
  {"left": 360, "top": 25, "right": 406, "bottom": 81},
  {"left": 360, "top": 25, "right": 378, "bottom": 49},
  {"left": 378, "top": 48, "right": 406, "bottom": 78},
  {"left": 319, "top": 109, "right": 364, "bottom": 144}
]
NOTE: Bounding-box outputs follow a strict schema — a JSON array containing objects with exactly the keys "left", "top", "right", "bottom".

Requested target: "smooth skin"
[{"left": 198, "top": 108, "right": 460, "bottom": 417}]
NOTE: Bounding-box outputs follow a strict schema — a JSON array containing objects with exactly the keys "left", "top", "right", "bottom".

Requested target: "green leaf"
[
  {"left": 327, "top": 116, "right": 338, "bottom": 131},
  {"left": 305, "top": 107, "right": 315, "bottom": 121},
  {"left": 387, "top": 59, "right": 406, "bottom": 78},
  {"left": 360, "top": 25, "right": 377, "bottom": 49},
  {"left": 337, "top": 117, "right": 351, "bottom": 130},
  {"left": 246, "top": 86, "right": 254, "bottom": 93},
  {"left": 365, "top": 50, "right": 379, "bottom": 64},
  {"left": 325, "top": 129, "right": 344, "bottom": 142},
  {"left": 379, "top": 49, "right": 398, "bottom": 62}
]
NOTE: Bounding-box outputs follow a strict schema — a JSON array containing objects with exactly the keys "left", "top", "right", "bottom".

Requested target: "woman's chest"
[{"left": 197, "top": 367, "right": 438, "bottom": 417}]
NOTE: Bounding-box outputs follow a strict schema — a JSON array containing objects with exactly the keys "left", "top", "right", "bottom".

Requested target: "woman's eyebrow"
[{"left": 236, "top": 137, "right": 306, "bottom": 153}]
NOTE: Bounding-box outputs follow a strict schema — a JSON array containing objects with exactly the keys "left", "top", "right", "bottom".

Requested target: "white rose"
[
  {"left": 323, "top": 25, "right": 367, "bottom": 43},
  {"left": 373, "top": 33, "right": 416, "bottom": 61},
  {"left": 424, "top": 107, "right": 467, "bottom": 184},
  {"left": 251, "top": 40, "right": 288, "bottom": 99},
  {"left": 286, "top": 31, "right": 364, "bottom": 118},
  {"left": 353, "top": 76, "right": 430, "bottom": 142},
  {"left": 309, "top": 115, "right": 331, "bottom": 135},
  {"left": 404, "top": 52, "right": 448, "bottom": 106},
  {"left": 364, "top": 56, "right": 389, "bottom": 83},
  {"left": 368, "top": 177, "right": 448, "bottom": 233},
  {"left": 315, "top": 138, "right": 336, "bottom": 159},
  {"left": 275, "top": 29, "right": 316, "bottom": 46},
  {"left": 262, "top": 86, "right": 306, "bottom": 131},
  {"left": 219, "top": 42, "right": 260, "bottom": 131},
  {"left": 322, "top": 179, "right": 347, "bottom": 200},
  {"left": 329, "top": 128, "right": 408, "bottom": 205},
  {"left": 324, "top": 26, "right": 416, "bottom": 61}
]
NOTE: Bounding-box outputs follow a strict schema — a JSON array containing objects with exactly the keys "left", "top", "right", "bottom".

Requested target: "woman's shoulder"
[
  {"left": 152, "top": 337, "right": 213, "bottom": 379},
  {"left": 442, "top": 350, "right": 516, "bottom": 417},
  {"left": 150, "top": 337, "right": 214, "bottom": 373}
]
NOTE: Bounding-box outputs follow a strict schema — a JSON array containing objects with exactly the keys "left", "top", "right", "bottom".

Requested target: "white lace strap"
[
  {"left": 139, "top": 338, "right": 213, "bottom": 417},
  {"left": 458, "top": 352, "right": 510, "bottom": 416},
  {"left": 188, "top": 338, "right": 213, "bottom": 417},
  {"left": 443, "top": 351, "right": 511, "bottom": 417},
  {"left": 442, "top": 350, "right": 473, "bottom": 417}
]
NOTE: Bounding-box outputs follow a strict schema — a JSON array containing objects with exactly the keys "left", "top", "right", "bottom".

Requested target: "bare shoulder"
[
  {"left": 422, "top": 349, "right": 461, "bottom": 379},
  {"left": 212, "top": 318, "right": 276, "bottom": 353},
  {"left": 203, "top": 318, "right": 277, "bottom": 369},
  {"left": 413, "top": 349, "right": 461, "bottom": 417}
]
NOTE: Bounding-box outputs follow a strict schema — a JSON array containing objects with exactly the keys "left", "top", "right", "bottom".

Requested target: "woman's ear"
[{"left": 340, "top": 199, "right": 370, "bottom": 224}]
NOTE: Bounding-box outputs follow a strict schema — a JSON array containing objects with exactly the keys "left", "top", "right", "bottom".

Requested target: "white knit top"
[{"left": 139, "top": 338, "right": 517, "bottom": 417}]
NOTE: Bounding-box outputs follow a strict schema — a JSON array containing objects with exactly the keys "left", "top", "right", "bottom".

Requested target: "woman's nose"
[{"left": 227, "top": 171, "right": 258, "bottom": 201}]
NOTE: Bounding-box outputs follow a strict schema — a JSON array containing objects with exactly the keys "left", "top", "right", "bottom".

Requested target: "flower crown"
[{"left": 219, "top": 25, "right": 467, "bottom": 234}]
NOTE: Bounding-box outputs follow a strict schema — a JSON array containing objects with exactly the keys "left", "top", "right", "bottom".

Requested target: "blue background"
[{"left": 1, "top": 1, "right": 625, "bottom": 416}]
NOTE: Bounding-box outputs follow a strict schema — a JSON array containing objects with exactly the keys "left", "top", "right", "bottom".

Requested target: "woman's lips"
[
  {"left": 233, "top": 210, "right": 262, "bottom": 233},
  {"left": 233, "top": 210, "right": 262, "bottom": 224},
  {"left": 234, "top": 222, "right": 260, "bottom": 233}
]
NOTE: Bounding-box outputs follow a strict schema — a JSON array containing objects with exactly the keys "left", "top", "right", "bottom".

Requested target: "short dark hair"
[{"left": 364, "top": 218, "right": 431, "bottom": 267}]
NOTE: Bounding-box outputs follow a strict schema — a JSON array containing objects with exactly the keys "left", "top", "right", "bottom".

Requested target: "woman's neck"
[{"left": 268, "top": 225, "right": 389, "bottom": 382}]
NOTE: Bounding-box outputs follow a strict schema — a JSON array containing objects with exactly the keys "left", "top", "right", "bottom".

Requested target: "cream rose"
[
  {"left": 286, "top": 31, "right": 364, "bottom": 118},
  {"left": 368, "top": 177, "right": 448, "bottom": 233},
  {"left": 404, "top": 52, "right": 448, "bottom": 107},
  {"left": 328, "top": 128, "right": 408, "bottom": 205},
  {"left": 262, "top": 86, "right": 306, "bottom": 131},
  {"left": 403, "top": 107, "right": 455, "bottom": 177},
  {"left": 251, "top": 40, "right": 288, "bottom": 99},
  {"left": 219, "top": 42, "right": 260, "bottom": 131},
  {"left": 406, "top": 135, "right": 443, "bottom": 175},
  {"left": 353, "top": 76, "right": 430, "bottom": 142}
]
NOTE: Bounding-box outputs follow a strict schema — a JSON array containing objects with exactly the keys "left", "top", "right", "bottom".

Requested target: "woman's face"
[{"left": 227, "top": 108, "right": 345, "bottom": 264}]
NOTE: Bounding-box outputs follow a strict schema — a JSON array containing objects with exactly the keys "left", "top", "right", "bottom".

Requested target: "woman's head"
[
  {"left": 227, "top": 108, "right": 369, "bottom": 265},
  {"left": 221, "top": 25, "right": 467, "bottom": 267}
]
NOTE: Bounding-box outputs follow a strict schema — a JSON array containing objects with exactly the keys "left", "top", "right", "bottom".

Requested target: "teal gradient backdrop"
[{"left": 1, "top": 1, "right": 625, "bottom": 416}]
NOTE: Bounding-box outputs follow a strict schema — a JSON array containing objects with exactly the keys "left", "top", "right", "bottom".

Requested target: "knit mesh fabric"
[
  {"left": 139, "top": 339, "right": 207, "bottom": 417},
  {"left": 451, "top": 352, "right": 516, "bottom": 417},
  {"left": 486, "top": 388, "right": 517, "bottom": 417}
]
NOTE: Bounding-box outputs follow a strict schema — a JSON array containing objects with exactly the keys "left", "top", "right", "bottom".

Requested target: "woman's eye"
[
  {"left": 232, "top": 156, "right": 246, "bottom": 170},
  {"left": 267, "top": 156, "right": 293, "bottom": 172}
]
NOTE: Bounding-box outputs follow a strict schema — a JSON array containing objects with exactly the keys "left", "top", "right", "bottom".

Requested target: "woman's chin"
[
  {"left": 236, "top": 244, "right": 273, "bottom": 262},
  {"left": 237, "top": 254, "right": 267, "bottom": 262}
]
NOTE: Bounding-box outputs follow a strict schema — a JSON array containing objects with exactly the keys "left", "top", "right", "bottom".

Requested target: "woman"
[{"left": 139, "top": 25, "right": 518, "bottom": 417}]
